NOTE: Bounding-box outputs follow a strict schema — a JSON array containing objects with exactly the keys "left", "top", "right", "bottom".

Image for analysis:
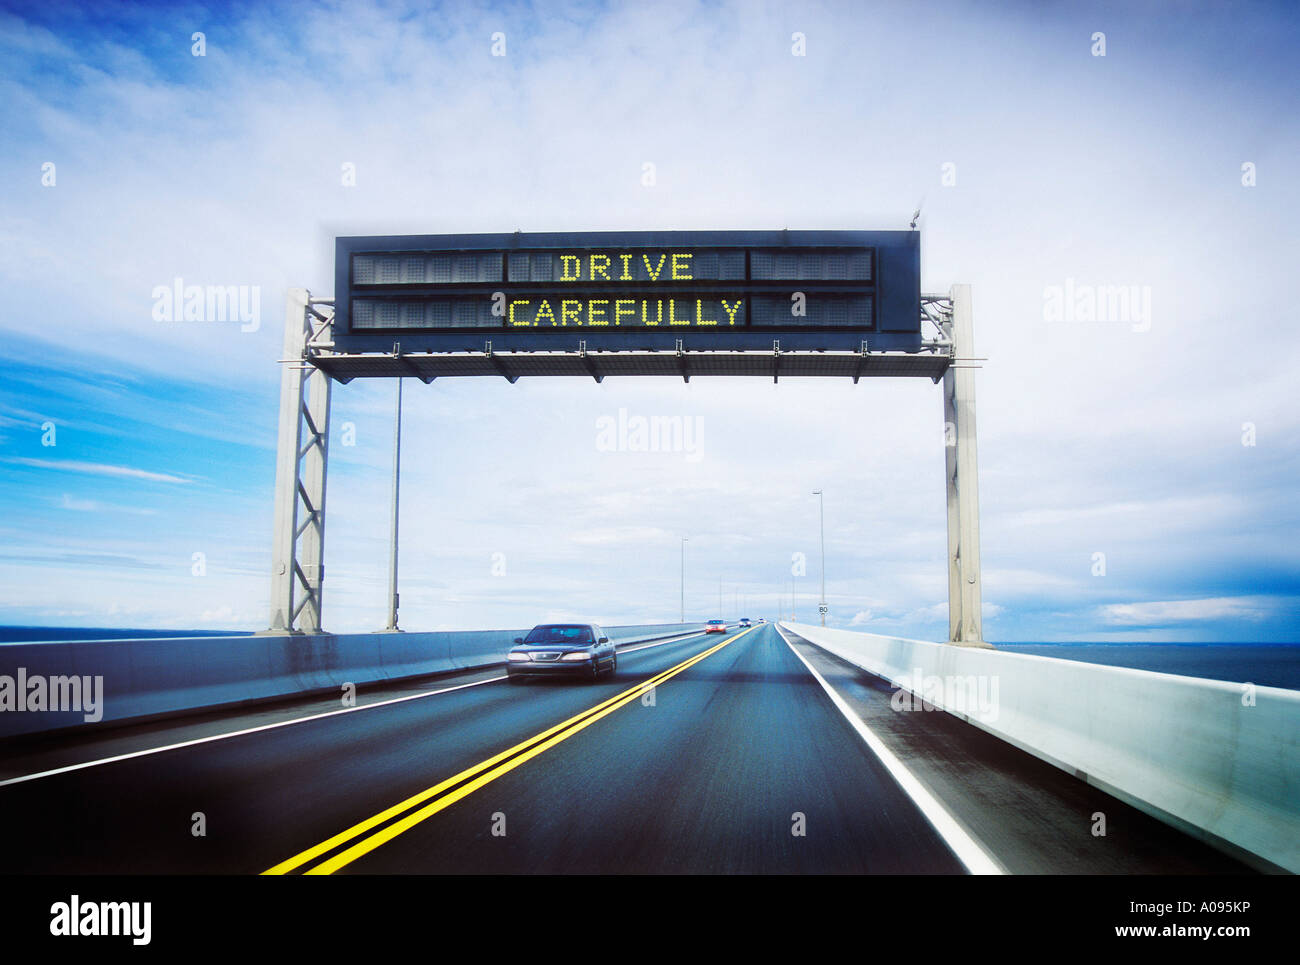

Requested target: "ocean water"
[
  {"left": 997, "top": 643, "right": 1300, "bottom": 691},
  {"left": 0, "top": 626, "right": 252, "bottom": 644}
]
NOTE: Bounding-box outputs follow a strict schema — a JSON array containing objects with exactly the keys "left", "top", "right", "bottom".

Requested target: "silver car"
[{"left": 507, "top": 623, "right": 617, "bottom": 682}]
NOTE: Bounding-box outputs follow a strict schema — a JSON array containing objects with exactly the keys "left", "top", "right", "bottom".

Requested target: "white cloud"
[
  {"left": 903, "top": 602, "right": 950, "bottom": 624},
  {"left": 7, "top": 458, "right": 192, "bottom": 484},
  {"left": 59, "top": 493, "right": 157, "bottom": 515},
  {"left": 1099, "top": 597, "right": 1274, "bottom": 626},
  {"left": 569, "top": 525, "right": 676, "bottom": 547}
]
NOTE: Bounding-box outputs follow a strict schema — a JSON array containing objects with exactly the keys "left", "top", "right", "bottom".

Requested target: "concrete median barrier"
[{"left": 0, "top": 623, "right": 705, "bottom": 739}]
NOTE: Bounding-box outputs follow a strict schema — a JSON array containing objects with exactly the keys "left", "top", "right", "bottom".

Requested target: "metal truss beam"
[
  {"left": 267, "top": 289, "right": 333, "bottom": 633},
  {"left": 275, "top": 285, "right": 980, "bottom": 646}
]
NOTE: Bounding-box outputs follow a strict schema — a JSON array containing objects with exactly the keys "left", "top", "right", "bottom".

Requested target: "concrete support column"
[{"left": 943, "top": 284, "right": 987, "bottom": 647}]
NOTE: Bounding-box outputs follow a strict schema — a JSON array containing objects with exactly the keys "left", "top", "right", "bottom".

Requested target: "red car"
[{"left": 705, "top": 619, "right": 727, "bottom": 634}]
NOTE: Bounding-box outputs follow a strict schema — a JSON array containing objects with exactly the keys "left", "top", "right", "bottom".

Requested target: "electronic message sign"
[{"left": 332, "top": 230, "right": 921, "bottom": 354}]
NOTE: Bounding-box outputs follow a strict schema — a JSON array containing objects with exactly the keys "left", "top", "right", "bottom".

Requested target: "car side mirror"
[
  {"left": 598, "top": 636, "right": 609, "bottom": 644},
  {"left": 513, "top": 637, "right": 523, "bottom": 645}
]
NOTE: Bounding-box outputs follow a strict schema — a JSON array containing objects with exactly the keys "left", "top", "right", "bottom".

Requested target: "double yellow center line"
[{"left": 263, "top": 625, "right": 756, "bottom": 875}]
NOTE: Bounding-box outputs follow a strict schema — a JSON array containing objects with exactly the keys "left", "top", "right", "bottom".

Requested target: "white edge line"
[
  {"left": 0, "top": 630, "right": 709, "bottom": 789},
  {"left": 776, "top": 624, "right": 1006, "bottom": 876}
]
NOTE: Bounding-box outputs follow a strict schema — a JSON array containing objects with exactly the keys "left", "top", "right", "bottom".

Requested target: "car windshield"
[
  {"left": 708, "top": 620, "right": 724, "bottom": 625},
  {"left": 523, "top": 625, "right": 593, "bottom": 645}
]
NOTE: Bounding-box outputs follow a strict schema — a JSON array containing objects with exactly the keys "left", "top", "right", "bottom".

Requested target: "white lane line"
[
  {"left": 776, "top": 624, "right": 1006, "bottom": 876},
  {"left": 0, "top": 675, "right": 501, "bottom": 789},
  {"left": 617, "top": 631, "right": 706, "bottom": 656},
  {"left": 0, "top": 630, "right": 709, "bottom": 789}
]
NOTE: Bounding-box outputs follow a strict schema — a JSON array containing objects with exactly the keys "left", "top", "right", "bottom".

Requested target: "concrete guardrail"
[
  {"left": 0, "top": 623, "right": 706, "bottom": 739},
  {"left": 780, "top": 621, "right": 1300, "bottom": 874}
]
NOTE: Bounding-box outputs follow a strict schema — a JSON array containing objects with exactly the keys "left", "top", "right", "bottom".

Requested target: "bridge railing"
[{"left": 780, "top": 621, "right": 1300, "bottom": 874}]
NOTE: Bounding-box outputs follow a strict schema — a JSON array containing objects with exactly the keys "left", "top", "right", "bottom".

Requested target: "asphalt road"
[
  {"left": 0, "top": 622, "right": 1255, "bottom": 875},
  {"left": 0, "top": 624, "right": 966, "bottom": 874}
]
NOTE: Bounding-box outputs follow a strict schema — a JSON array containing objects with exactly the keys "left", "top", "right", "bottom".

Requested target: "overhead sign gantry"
[
  {"left": 267, "top": 230, "right": 984, "bottom": 647},
  {"left": 333, "top": 229, "right": 919, "bottom": 348},
  {"left": 316, "top": 230, "right": 944, "bottom": 381}
]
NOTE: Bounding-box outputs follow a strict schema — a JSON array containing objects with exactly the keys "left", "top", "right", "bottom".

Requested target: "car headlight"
[
  {"left": 561, "top": 651, "right": 592, "bottom": 661},
  {"left": 508, "top": 652, "right": 530, "bottom": 662}
]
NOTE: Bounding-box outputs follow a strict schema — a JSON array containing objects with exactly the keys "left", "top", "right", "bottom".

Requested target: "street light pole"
[
  {"left": 680, "top": 537, "right": 689, "bottom": 622},
  {"left": 813, "top": 489, "right": 826, "bottom": 627},
  {"left": 385, "top": 378, "right": 403, "bottom": 631}
]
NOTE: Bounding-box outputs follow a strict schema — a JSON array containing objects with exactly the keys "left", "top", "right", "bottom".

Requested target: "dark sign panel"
[{"left": 333, "top": 230, "right": 920, "bottom": 354}]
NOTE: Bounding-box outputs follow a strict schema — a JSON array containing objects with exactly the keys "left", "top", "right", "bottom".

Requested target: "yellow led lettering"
[
  {"left": 669, "top": 299, "right": 689, "bottom": 326},
  {"left": 589, "top": 299, "right": 609, "bottom": 325},
  {"left": 508, "top": 299, "right": 531, "bottom": 326},
  {"left": 695, "top": 299, "right": 716, "bottom": 325},
  {"left": 643, "top": 253, "right": 667, "bottom": 282},
  {"left": 533, "top": 299, "right": 556, "bottom": 326},
  {"left": 589, "top": 254, "right": 611, "bottom": 281},
  {"left": 560, "top": 255, "right": 582, "bottom": 281},
  {"left": 672, "top": 253, "right": 693, "bottom": 280},
  {"left": 561, "top": 299, "right": 582, "bottom": 326},
  {"left": 614, "top": 299, "right": 636, "bottom": 325},
  {"left": 642, "top": 299, "right": 663, "bottom": 326},
  {"left": 721, "top": 299, "right": 742, "bottom": 325},
  {"left": 619, "top": 254, "right": 633, "bottom": 280}
]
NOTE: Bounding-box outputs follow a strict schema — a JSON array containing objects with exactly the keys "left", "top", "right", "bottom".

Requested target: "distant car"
[
  {"left": 705, "top": 619, "right": 727, "bottom": 634},
  {"left": 739, "top": 617, "right": 752, "bottom": 628},
  {"left": 507, "top": 623, "right": 616, "bottom": 682}
]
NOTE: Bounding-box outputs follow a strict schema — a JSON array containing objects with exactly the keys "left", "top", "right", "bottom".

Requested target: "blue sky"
[{"left": 0, "top": 0, "right": 1297, "bottom": 641}]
